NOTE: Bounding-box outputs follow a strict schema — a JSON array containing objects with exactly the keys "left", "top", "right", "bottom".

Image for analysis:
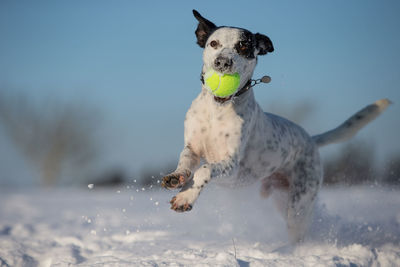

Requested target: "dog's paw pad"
[{"left": 161, "top": 171, "right": 190, "bottom": 189}]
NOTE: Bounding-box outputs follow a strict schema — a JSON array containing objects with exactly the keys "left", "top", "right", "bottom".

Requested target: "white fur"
[
  {"left": 202, "top": 28, "right": 257, "bottom": 93},
  {"left": 163, "top": 26, "right": 389, "bottom": 244},
  {"left": 313, "top": 99, "right": 391, "bottom": 147}
]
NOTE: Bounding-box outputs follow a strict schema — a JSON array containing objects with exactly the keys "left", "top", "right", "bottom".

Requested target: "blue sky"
[{"left": 1, "top": 0, "right": 399, "bottom": 185}]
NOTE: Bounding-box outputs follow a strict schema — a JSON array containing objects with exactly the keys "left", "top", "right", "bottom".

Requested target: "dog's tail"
[{"left": 312, "top": 99, "right": 391, "bottom": 147}]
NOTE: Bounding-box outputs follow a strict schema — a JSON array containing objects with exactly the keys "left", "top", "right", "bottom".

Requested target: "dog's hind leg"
[
  {"left": 261, "top": 172, "right": 293, "bottom": 225},
  {"left": 260, "top": 172, "right": 289, "bottom": 198},
  {"left": 286, "top": 154, "right": 322, "bottom": 244}
]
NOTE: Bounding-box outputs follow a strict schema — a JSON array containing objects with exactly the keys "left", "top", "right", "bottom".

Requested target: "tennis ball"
[{"left": 204, "top": 70, "right": 240, "bottom": 98}]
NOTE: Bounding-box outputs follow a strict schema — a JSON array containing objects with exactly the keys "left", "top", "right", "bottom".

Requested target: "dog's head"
[{"left": 193, "top": 10, "right": 274, "bottom": 93}]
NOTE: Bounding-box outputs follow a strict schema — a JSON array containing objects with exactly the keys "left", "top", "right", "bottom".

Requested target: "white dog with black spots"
[{"left": 161, "top": 10, "right": 391, "bottom": 243}]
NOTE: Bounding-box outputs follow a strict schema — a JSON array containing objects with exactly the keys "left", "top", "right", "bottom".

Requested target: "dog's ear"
[
  {"left": 255, "top": 33, "right": 274, "bottom": 55},
  {"left": 193, "top": 9, "right": 217, "bottom": 48}
]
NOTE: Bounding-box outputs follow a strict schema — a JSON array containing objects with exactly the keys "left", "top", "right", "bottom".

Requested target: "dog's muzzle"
[{"left": 214, "top": 56, "right": 233, "bottom": 73}]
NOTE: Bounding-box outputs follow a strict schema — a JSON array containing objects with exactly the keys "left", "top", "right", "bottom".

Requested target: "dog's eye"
[
  {"left": 235, "top": 41, "right": 254, "bottom": 58},
  {"left": 210, "top": 40, "right": 219, "bottom": 48},
  {"left": 239, "top": 42, "right": 248, "bottom": 51}
]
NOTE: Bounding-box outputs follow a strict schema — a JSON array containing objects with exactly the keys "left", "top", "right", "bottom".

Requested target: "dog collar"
[{"left": 203, "top": 75, "right": 271, "bottom": 104}]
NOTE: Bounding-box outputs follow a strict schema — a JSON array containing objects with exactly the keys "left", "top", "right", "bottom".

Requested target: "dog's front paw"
[
  {"left": 170, "top": 196, "right": 192, "bottom": 212},
  {"left": 170, "top": 190, "right": 198, "bottom": 212},
  {"left": 161, "top": 170, "right": 191, "bottom": 189}
]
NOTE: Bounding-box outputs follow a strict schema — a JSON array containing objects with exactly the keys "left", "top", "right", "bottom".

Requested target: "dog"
[{"left": 161, "top": 10, "right": 391, "bottom": 243}]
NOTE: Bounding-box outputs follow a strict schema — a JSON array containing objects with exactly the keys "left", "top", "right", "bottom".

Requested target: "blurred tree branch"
[
  {"left": 265, "top": 100, "right": 315, "bottom": 125},
  {"left": 323, "top": 141, "right": 376, "bottom": 185},
  {"left": 0, "top": 92, "right": 100, "bottom": 186},
  {"left": 382, "top": 154, "right": 400, "bottom": 186}
]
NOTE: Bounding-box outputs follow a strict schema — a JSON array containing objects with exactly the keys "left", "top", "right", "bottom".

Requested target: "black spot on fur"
[
  {"left": 262, "top": 161, "right": 270, "bottom": 167},
  {"left": 346, "top": 121, "right": 353, "bottom": 127},
  {"left": 281, "top": 148, "right": 288, "bottom": 160}
]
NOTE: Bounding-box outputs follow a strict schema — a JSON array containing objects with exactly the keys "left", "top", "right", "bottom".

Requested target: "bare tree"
[
  {"left": 382, "top": 154, "right": 400, "bottom": 186},
  {"left": 0, "top": 92, "right": 100, "bottom": 186},
  {"left": 323, "top": 140, "right": 376, "bottom": 185},
  {"left": 264, "top": 100, "right": 315, "bottom": 124}
]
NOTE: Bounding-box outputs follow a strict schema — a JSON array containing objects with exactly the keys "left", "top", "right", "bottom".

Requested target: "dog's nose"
[{"left": 214, "top": 56, "right": 232, "bottom": 72}]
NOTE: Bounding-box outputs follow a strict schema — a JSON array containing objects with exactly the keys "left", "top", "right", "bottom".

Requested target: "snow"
[{"left": 0, "top": 183, "right": 399, "bottom": 266}]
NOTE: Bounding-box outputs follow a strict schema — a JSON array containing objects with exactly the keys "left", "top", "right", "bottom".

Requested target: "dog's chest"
[{"left": 184, "top": 94, "right": 244, "bottom": 163}]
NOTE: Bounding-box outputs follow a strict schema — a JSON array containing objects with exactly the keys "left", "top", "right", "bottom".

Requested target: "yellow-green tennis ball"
[
  {"left": 204, "top": 70, "right": 241, "bottom": 98},
  {"left": 205, "top": 71, "right": 220, "bottom": 91}
]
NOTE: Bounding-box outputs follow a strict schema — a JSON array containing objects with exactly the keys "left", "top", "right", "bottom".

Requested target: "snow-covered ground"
[{"left": 0, "top": 183, "right": 399, "bottom": 266}]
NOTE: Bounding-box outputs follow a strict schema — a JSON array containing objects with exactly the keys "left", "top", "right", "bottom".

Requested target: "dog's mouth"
[
  {"left": 202, "top": 68, "right": 242, "bottom": 103},
  {"left": 212, "top": 79, "right": 253, "bottom": 104},
  {"left": 201, "top": 70, "right": 269, "bottom": 104},
  {"left": 213, "top": 95, "right": 233, "bottom": 103}
]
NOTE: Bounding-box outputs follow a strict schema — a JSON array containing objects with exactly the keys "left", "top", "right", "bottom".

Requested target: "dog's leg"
[
  {"left": 260, "top": 172, "right": 290, "bottom": 198},
  {"left": 170, "top": 156, "right": 239, "bottom": 212},
  {"left": 286, "top": 155, "right": 322, "bottom": 244},
  {"left": 162, "top": 145, "right": 200, "bottom": 189},
  {"left": 260, "top": 172, "right": 291, "bottom": 221}
]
